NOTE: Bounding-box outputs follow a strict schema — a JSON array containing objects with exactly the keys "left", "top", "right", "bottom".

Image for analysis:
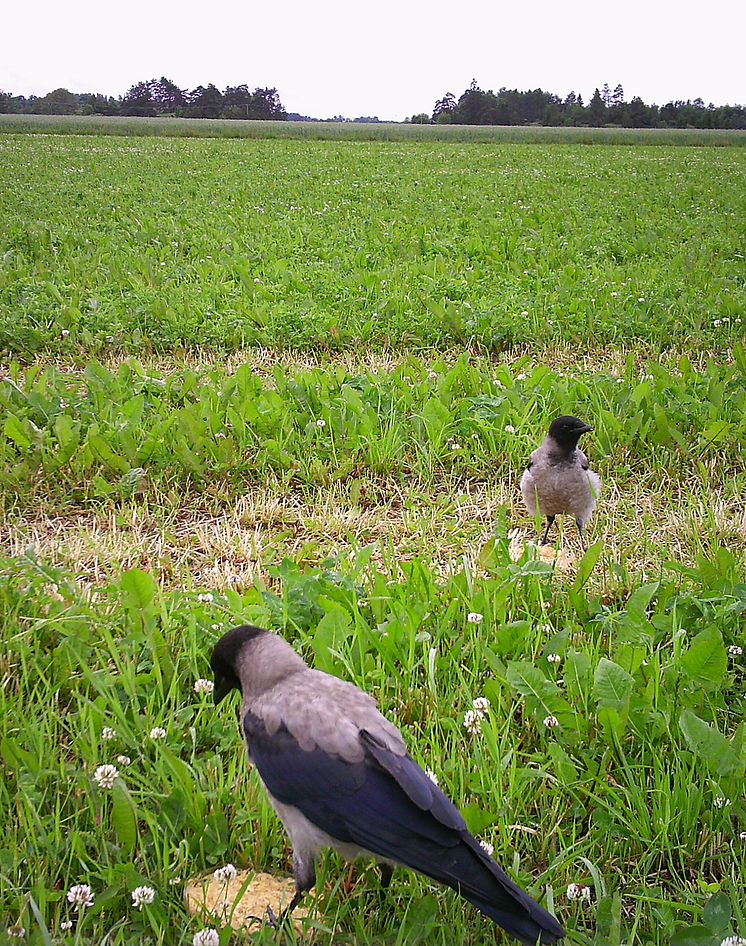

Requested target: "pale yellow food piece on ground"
[{"left": 185, "top": 870, "right": 312, "bottom": 934}]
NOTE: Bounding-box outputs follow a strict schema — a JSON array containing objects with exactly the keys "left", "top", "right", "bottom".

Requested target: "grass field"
[
  {"left": 1, "top": 131, "right": 744, "bottom": 946},
  {"left": 3, "top": 114, "right": 746, "bottom": 145}
]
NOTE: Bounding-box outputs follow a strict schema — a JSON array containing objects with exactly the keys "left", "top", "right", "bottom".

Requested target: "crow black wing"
[{"left": 243, "top": 711, "right": 564, "bottom": 945}]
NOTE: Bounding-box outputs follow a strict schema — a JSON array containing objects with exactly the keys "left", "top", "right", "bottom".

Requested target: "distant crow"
[
  {"left": 211, "top": 624, "right": 565, "bottom": 945},
  {"left": 520, "top": 415, "right": 601, "bottom": 550}
]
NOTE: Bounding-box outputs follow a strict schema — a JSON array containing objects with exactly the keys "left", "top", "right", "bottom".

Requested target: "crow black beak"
[
  {"left": 581, "top": 424, "right": 594, "bottom": 434},
  {"left": 214, "top": 675, "right": 233, "bottom": 705}
]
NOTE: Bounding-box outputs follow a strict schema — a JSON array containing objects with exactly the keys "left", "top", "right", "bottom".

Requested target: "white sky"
[{"left": 4, "top": 0, "right": 745, "bottom": 120}]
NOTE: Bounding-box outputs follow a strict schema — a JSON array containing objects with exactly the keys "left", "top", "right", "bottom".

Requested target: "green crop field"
[{"left": 1, "top": 132, "right": 744, "bottom": 946}]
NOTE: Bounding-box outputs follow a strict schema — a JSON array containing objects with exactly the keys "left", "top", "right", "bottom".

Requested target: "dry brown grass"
[
  {"left": 3, "top": 471, "right": 743, "bottom": 591},
  {"left": 2, "top": 341, "right": 732, "bottom": 384}
]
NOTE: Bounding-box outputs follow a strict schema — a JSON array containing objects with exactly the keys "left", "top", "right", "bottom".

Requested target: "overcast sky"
[{"left": 4, "top": 0, "right": 744, "bottom": 120}]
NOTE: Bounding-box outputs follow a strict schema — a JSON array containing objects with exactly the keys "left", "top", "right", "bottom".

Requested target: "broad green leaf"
[
  {"left": 120, "top": 568, "right": 157, "bottom": 614},
  {"left": 680, "top": 627, "right": 727, "bottom": 688},
  {"left": 421, "top": 397, "right": 451, "bottom": 440},
  {"left": 111, "top": 779, "right": 137, "bottom": 855},
  {"left": 4, "top": 414, "right": 31, "bottom": 448},
  {"left": 573, "top": 539, "right": 604, "bottom": 590},
  {"left": 593, "top": 658, "right": 634, "bottom": 711},
  {"left": 88, "top": 433, "right": 131, "bottom": 474},
  {"left": 679, "top": 710, "right": 743, "bottom": 778},
  {"left": 461, "top": 803, "right": 497, "bottom": 835},
  {"left": 669, "top": 926, "right": 717, "bottom": 946},
  {"left": 703, "top": 892, "right": 731, "bottom": 934}
]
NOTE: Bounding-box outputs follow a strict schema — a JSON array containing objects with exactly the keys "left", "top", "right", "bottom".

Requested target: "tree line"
[
  {"left": 409, "top": 80, "right": 746, "bottom": 129},
  {"left": 0, "top": 77, "right": 287, "bottom": 120}
]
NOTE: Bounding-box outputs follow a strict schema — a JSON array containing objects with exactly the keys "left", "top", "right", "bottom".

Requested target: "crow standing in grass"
[
  {"left": 520, "top": 415, "right": 601, "bottom": 550},
  {"left": 211, "top": 624, "right": 564, "bottom": 945}
]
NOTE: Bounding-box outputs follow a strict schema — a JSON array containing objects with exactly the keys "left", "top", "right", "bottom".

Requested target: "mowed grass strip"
[{"left": 1, "top": 134, "right": 744, "bottom": 354}]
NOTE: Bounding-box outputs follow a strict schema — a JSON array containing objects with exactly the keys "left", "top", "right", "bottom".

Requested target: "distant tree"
[
  {"left": 432, "top": 92, "right": 456, "bottom": 122},
  {"left": 222, "top": 84, "right": 253, "bottom": 118},
  {"left": 187, "top": 84, "right": 224, "bottom": 118},
  {"left": 0, "top": 90, "right": 17, "bottom": 113},
  {"left": 151, "top": 77, "right": 187, "bottom": 115},
  {"left": 80, "top": 93, "right": 120, "bottom": 116},
  {"left": 612, "top": 84, "right": 624, "bottom": 106},
  {"left": 601, "top": 82, "right": 612, "bottom": 107},
  {"left": 121, "top": 81, "right": 156, "bottom": 117},
  {"left": 589, "top": 88, "right": 606, "bottom": 126},
  {"left": 246, "top": 87, "right": 286, "bottom": 120},
  {"left": 408, "top": 113, "right": 431, "bottom": 124},
  {"left": 624, "top": 96, "right": 653, "bottom": 127},
  {"left": 30, "top": 88, "right": 80, "bottom": 115}
]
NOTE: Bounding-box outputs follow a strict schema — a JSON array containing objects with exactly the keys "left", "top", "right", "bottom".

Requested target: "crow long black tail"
[{"left": 416, "top": 833, "right": 564, "bottom": 946}]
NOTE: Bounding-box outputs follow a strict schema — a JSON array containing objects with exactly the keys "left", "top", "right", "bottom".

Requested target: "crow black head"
[
  {"left": 547, "top": 415, "right": 593, "bottom": 449},
  {"left": 210, "top": 624, "right": 268, "bottom": 705}
]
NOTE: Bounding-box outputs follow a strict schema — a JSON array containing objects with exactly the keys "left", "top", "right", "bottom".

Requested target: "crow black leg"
[
  {"left": 576, "top": 518, "right": 587, "bottom": 552},
  {"left": 275, "top": 853, "right": 316, "bottom": 925},
  {"left": 379, "top": 864, "right": 394, "bottom": 889},
  {"left": 541, "top": 515, "right": 556, "bottom": 545}
]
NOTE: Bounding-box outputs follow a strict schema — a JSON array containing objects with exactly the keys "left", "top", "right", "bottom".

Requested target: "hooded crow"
[
  {"left": 520, "top": 415, "right": 601, "bottom": 550},
  {"left": 211, "top": 624, "right": 564, "bottom": 945}
]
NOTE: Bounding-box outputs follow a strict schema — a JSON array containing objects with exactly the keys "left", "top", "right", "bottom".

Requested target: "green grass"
[
  {"left": 0, "top": 132, "right": 745, "bottom": 945},
  {"left": 1, "top": 545, "right": 744, "bottom": 944},
  {"left": 3, "top": 114, "right": 746, "bottom": 146},
  {"left": 1, "top": 135, "right": 745, "bottom": 355}
]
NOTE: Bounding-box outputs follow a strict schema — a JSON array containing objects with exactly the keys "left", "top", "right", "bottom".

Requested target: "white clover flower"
[
  {"left": 450, "top": 442, "right": 461, "bottom": 450},
  {"left": 504, "top": 424, "right": 516, "bottom": 434},
  {"left": 714, "top": 796, "right": 731, "bottom": 809},
  {"left": 713, "top": 319, "right": 722, "bottom": 327},
  {"left": 131, "top": 886, "right": 156, "bottom": 909},
  {"left": 638, "top": 297, "right": 646, "bottom": 303},
  {"left": 728, "top": 645, "right": 743, "bottom": 656},
  {"left": 150, "top": 727, "right": 167, "bottom": 741},
  {"left": 463, "top": 710, "right": 482, "bottom": 735},
  {"left": 611, "top": 291, "right": 619, "bottom": 298},
  {"left": 515, "top": 373, "right": 527, "bottom": 381},
  {"left": 543, "top": 715, "right": 560, "bottom": 729},
  {"left": 116, "top": 755, "right": 131, "bottom": 766},
  {"left": 479, "top": 839, "right": 494, "bottom": 856},
  {"left": 493, "top": 379, "right": 504, "bottom": 388},
  {"left": 428, "top": 370, "right": 438, "bottom": 380},
  {"left": 197, "top": 592, "right": 214, "bottom": 603},
  {"left": 169, "top": 876, "right": 182, "bottom": 885},
  {"left": 425, "top": 769, "right": 439, "bottom": 785},
  {"left": 214, "top": 864, "right": 238, "bottom": 884},
  {"left": 93, "top": 764, "right": 119, "bottom": 789},
  {"left": 61, "top": 329, "right": 71, "bottom": 337},
  {"left": 566, "top": 883, "right": 592, "bottom": 901},
  {"left": 7, "top": 927, "right": 25, "bottom": 939},
  {"left": 61, "top": 920, "right": 73, "bottom": 930},
  {"left": 472, "top": 696, "right": 491, "bottom": 716},
  {"left": 521, "top": 310, "right": 529, "bottom": 317},
  {"left": 194, "top": 678, "right": 215, "bottom": 695},
  {"left": 316, "top": 418, "right": 326, "bottom": 428},
  {"left": 215, "top": 431, "right": 226, "bottom": 439},
  {"left": 102, "top": 726, "right": 117, "bottom": 741},
  {"left": 193, "top": 929, "right": 220, "bottom": 946},
  {"left": 467, "top": 612, "right": 484, "bottom": 624},
  {"left": 67, "top": 883, "right": 95, "bottom": 911},
  {"left": 547, "top": 653, "right": 561, "bottom": 664},
  {"left": 720, "top": 937, "right": 746, "bottom": 946}
]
